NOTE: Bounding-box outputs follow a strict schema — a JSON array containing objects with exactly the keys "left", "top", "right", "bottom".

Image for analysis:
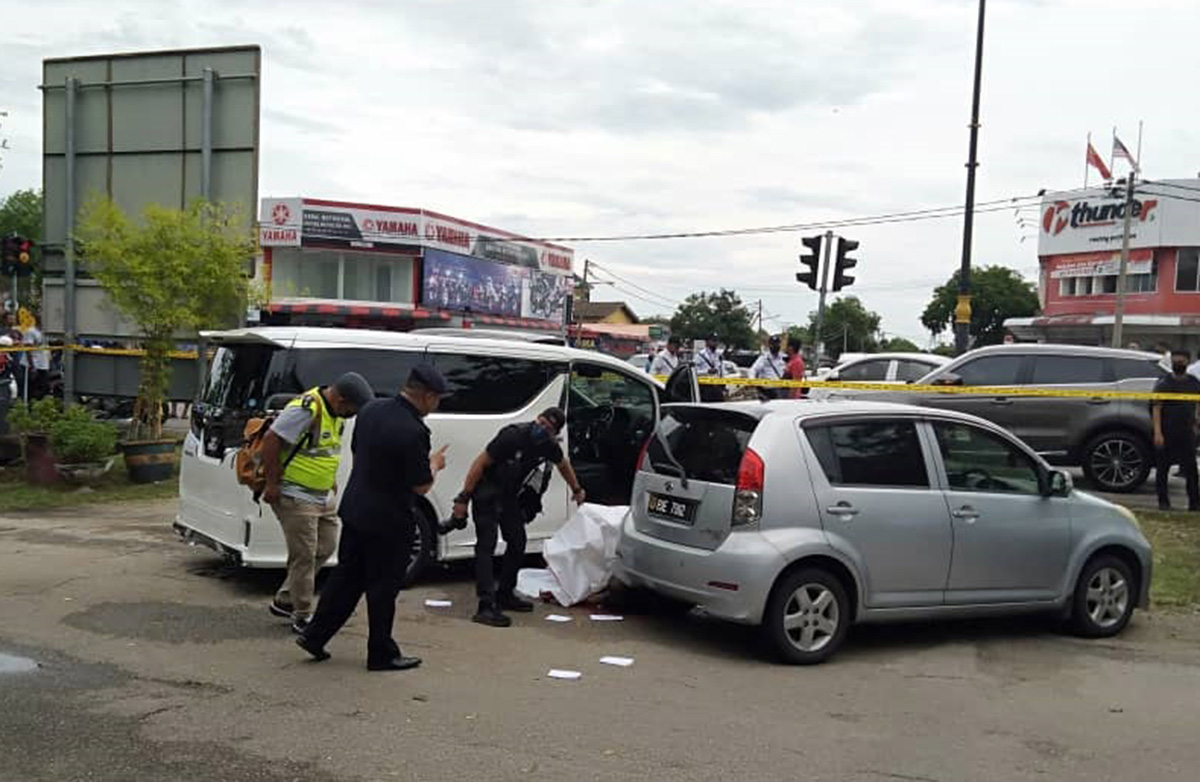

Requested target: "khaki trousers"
[{"left": 271, "top": 495, "right": 339, "bottom": 620}]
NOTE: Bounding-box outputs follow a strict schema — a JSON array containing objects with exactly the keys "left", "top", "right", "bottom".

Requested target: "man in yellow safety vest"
[{"left": 261, "top": 372, "right": 374, "bottom": 632}]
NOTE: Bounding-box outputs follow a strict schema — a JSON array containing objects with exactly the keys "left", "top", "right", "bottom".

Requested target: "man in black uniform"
[
  {"left": 296, "top": 364, "right": 449, "bottom": 671},
  {"left": 1152, "top": 349, "right": 1200, "bottom": 511},
  {"left": 447, "top": 407, "right": 586, "bottom": 627}
]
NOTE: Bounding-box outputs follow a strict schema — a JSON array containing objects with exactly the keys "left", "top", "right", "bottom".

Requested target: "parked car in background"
[
  {"left": 626, "top": 353, "right": 654, "bottom": 373},
  {"left": 824, "top": 344, "right": 1167, "bottom": 493},
  {"left": 616, "top": 399, "right": 1152, "bottom": 664},
  {"left": 808, "top": 352, "right": 951, "bottom": 398}
]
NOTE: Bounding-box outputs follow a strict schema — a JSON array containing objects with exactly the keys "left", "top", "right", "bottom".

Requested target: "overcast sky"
[{"left": 2, "top": 0, "right": 1198, "bottom": 343}]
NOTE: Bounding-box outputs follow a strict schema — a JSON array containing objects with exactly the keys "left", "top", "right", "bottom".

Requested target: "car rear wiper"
[{"left": 652, "top": 428, "right": 690, "bottom": 489}]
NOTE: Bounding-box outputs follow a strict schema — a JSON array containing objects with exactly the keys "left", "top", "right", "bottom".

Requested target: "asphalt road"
[{"left": 3, "top": 499, "right": 1200, "bottom": 782}]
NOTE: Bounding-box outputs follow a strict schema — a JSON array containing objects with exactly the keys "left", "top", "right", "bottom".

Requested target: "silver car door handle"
[
  {"left": 1087, "top": 397, "right": 1111, "bottom": 405},
  {"left": 825, "top": 503, "right": 859, "bottom": 517},
  {"left": 951, "top": 506, "right": 980, "bottom": 522},
  {"left": 991, "top": 397, "right": 1012, "bottom": 406}
]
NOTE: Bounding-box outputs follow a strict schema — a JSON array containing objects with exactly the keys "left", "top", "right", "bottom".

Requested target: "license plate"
[{"left": 647, "top": 492, "right": 697, "bottom": 524}]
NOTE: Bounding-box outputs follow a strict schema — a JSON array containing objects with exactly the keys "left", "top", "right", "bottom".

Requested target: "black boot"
[
  {"left": 472, "top": 602, "right": 512, "bottom": 628},
  {"left": 497, "top": 592, "right": 534, "bottom": 613}
]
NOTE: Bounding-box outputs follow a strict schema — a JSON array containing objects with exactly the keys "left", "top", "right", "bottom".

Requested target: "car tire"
[
  {"left": 1070, "top": 555, "right": 1136, "bottom": 638},
  {"left": 1081, "top": 431, "right": 1151, "bottom": 493},
  {"left": 403, "top": 506, "right": 436, "bottom": 588},
  {"left": 762, "top": 567, "right": 851, "bottom": 665}
]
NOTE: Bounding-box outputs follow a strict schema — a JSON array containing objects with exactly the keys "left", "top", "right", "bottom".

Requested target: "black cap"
[
  {"left": 332, "top": 372, "right": 374, "bottom": 409},
  {"left": 768, "top": 335, "right": 781, "bottom": 346},
  {"left": 407, "top": 363, "right": 450, "bottom": 395},
  {"left": 540, "top": 406, "right": 566, "bottom": 432},
  {"left": 707, "top": 333, "right": 720, "bottom": 342},
  {"left": 667, "top": 335, "right": 681, "bottom": 346}
]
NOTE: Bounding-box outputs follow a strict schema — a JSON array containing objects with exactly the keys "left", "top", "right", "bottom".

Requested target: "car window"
[
  {"left": 570, "top": 364, "right": 656, "bottom": 423},
  {"left": 1112, "top": 357, "right": 1167, "bottom": 381},
  {"left": 806, "top": 420, "right": 929, "bottom": 488},
  {"left": 839, "top": 359, "right": 890, "bottom": 382},
  {"left": 647, "top": 408, "right": 758, "bottom": 485},
  {"left": 954, "top": 355, "right": 1024, "bottom": 386},
  {"left": 933, "top": 421, "right": 1041, "bottom": 495},
  {"left": 895, "top": 359, "right": 935, "bottom": 383},
  {"left": 1029, "top": 356, "right": 1107, "bottom": 385},
  {"left": 429, "top": 353, "right": 564, "bottom": 413}
]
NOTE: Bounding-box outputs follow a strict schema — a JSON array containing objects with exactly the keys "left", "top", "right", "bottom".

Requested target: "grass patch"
[
  {"left": 1136, "top": 510, "right": 1200, "bottom": 609},
  {"left": 0, "top": 454, "right": 179, "bottom": 512}
]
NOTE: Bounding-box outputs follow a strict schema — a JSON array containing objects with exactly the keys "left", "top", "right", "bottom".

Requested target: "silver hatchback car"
[{"left": 615, "top": 400, "right": 1153, "bottom": 664}]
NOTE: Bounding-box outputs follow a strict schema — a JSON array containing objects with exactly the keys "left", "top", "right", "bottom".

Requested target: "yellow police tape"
[
  {"left": 3, "top": 344, "right": 201, "bottom": 360},
  {"left": 654, "top": 375, "right": 1200, "bottom": 402}
]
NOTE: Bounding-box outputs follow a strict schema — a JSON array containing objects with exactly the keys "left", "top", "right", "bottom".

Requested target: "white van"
[{"left": 176, "top": 326, "right": 698, "bottom": 583}]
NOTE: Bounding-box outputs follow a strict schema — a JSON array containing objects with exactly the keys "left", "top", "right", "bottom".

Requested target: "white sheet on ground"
[{"left": 515, "top": 503, "right": 630, "bottom": 606}]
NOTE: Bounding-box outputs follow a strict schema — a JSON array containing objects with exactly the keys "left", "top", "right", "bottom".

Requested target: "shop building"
[
  {"left": 1006, "top": 180, "right": 1200, "bottom": 352},
  {"left": 256, "top": 197, "right": 574, "bottom": 332}
]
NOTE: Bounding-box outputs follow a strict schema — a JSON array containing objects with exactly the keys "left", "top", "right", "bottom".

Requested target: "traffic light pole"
[{"left": 813, "top": 230, "right": 834, "bottom": 362}]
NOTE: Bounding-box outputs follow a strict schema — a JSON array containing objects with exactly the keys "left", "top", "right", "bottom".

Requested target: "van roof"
[{"left": 201, "top": 326, "right": 661, "bottom": 384}]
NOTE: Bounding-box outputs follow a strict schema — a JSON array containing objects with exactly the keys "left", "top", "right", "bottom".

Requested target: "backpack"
[{"left": 234, "top": 393, "right": 320, "bottom": 501}]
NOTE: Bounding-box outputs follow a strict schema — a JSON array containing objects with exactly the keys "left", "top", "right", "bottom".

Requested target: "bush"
[
  {"left": 49, "top": 406, "right": 118, "bottom": 464},
  {"left": 6, "top": 397, "right": 64, "bottom": 435}
]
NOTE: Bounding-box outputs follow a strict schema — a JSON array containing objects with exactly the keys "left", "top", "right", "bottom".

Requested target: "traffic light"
[
  {"left": 832, "top": 237, "right": 858, "bottom": 292},
  {"left": 1, "top": 234, "right": 17, "bottom": 276},
  {"left": 796, "top": 234, "right": 822, "bottom": 290},
  {"left": 1, "top": 234, "right": 34, "bottom": 277}
]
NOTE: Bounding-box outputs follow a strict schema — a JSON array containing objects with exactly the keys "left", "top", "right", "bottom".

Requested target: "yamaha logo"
[{"left": 271, "top": 203, "right": 291, "bottom": 226}]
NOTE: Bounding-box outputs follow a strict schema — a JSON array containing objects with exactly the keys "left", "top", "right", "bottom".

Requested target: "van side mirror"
[
  {"left": 933, "top": 372, "right": 963, "bottom": 387},
  {"left": 1044, "top": 469, "right": 1072, "bottom": 497}
]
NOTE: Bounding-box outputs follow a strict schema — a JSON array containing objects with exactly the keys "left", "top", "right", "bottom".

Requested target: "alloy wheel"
[
  {"left": 1089, "top": 437, "right": 1144, "bottom": 490},
  {"left": 1085, "top": 567, "right": 1130, "bottom": 629},
  {"left": 782, "top": 583, "right": 840, "bottom": 653}
]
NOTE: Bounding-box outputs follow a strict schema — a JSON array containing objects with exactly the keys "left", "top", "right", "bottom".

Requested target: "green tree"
[
  {"left": 75, "top": 198, "right": 255, "bottom": 441},
  {"left": 669, "top": 289, "right": 756, "bottom": 349},
  {"left": 921, "top": 266, "right": 1039, "bottom": 347},
  {"left": 808, "top": 296, "right": 881, "bottom": 360},
  {"left": 879, "top": 336, "right": 920, "bottom": 352},
  {"left": 0, "top": 189, "right": 42, "bottom": 240}
]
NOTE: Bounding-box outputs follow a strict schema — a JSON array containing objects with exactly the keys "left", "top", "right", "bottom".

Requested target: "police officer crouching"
[
  {"left": 296, "top": 364, "right": 450, "bottom": 671},
  {"left": 442, "top": 407, "right": 586, "bottom": 627}
]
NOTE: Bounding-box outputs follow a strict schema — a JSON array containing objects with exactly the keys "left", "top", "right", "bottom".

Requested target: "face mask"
[
  {"left": 531, "top": 423, "right": 550, "bottom": 442},
  {"left": 1173, "top": 362, "right": 1188, "bottom": 374}
]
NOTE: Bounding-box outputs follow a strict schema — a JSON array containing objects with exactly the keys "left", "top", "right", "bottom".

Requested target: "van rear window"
[{"left": 646, "top": 408, "right": 758, "bottom": 485}]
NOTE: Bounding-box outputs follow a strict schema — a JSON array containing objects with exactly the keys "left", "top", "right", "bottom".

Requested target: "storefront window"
[
  {"left": 1058, "top": 272, "right": 1156, "bottom": 297},
  {"left": 271, "top": 248, "right": 414, "bottom": 304},
  {"left": 1176, "top": 249, "right": 1199, "bottom": 292}
]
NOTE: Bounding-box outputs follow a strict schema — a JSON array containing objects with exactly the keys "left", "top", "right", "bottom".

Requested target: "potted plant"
[
  {"left": 6, "top": 397, "right": 64, "bottom": 485},
  {"left": 49, "top": 405, "right": 118, "bottom": 484},
  {"left": 75, "top": 198, "right": 255, "bottom": 483}
]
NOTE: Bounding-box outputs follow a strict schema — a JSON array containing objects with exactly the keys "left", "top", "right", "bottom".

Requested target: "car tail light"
[
  {"left": 636, "top": 436, "right": 651, "bottom": 471},
  {"left": 733, "top": 448, "right": 764, "bottom": 527}
]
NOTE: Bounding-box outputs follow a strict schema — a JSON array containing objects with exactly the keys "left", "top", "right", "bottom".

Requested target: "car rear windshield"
[{"left": 646, "top": 408, "right": 759, "bottom": 485}]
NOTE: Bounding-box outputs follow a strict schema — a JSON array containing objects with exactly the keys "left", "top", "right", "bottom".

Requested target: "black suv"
[{"left": 833, "top": 344, "right": 1167, "bottom": 493}]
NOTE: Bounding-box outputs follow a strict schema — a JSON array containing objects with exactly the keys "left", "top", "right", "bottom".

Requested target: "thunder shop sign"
[{"left": 1037, "top": 181, "right": 1200, "bottom": 257}]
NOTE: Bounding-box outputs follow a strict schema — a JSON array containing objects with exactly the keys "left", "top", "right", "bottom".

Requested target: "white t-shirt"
[{"left": 23, "top": 326, "right": 51, "bottom": 371}]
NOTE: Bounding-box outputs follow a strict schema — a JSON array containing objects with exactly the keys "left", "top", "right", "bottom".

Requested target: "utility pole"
[
  {"left": 756, "top": 299, "right": 763, "bottom": 338},
  {"left": 1111, "top": 173, "right": 1137, "bottom": 348},
  {"left": 813, "top": 230, "right": 834, "bottom": 362},
  {"left": 955, "top": 0, "right": 987, "bottom": 355}
]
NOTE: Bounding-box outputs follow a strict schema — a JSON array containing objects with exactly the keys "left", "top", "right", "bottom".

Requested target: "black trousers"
[
  {"left": 1155, "top": 433, "right": 1199, "bottom": 509},
  {"left": 304, "top": 522, "right": 413, "bottom": 663},
  {"left": 473, "top": 495, "right": 526, "bottom": 606}
]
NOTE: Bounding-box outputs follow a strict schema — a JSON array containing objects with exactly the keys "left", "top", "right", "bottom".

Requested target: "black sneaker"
[
  {"left": 497, "top": 593, "right": 534, "bottom": 613},
  {"left": 295, "top": 634, "right": 330, "bottom": 662},
  {"left": 269, "top": 598, "right": 294, "bottom": 619},
  {"left": 472, "top": 606, "right": 512, "bottom": 628},
  {"left": 292, "top": 617, "right": 311, "bottom": 635}
]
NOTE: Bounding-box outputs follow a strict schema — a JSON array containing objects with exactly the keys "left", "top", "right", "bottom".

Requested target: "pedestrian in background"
[
  {"left": 260, "top": 372, "right": 374, "bottom": 633},
  {"left": 694, "top": 333, "right": 725, "bottom": 403},
  {"left": 750, "top": 335, "right": 786, "bottom": 399},
  {"left": 297, "top": 365, "right": 450, "bottom": 671},
  {"left": 1151, "top": 349, "right": 1200, "bottom": 512},
  {"left": 21, "top": 315, "right": 50, "bottom": 399},
  {"left": 446, "top": 407, "right": 585, "bottom": 627},
  {"left": 783, "top": 337, "right": 807, "bottom": 399},
  {"left": 650, "top": 335, "right": 682, "bottom": 376}
]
